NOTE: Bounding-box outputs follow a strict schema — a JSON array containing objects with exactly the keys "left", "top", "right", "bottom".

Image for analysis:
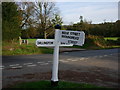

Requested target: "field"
[
  {"left": 27, "top": 39, "right": 36, "bottom": 44},
  {"left": 2, "top": 41, "right": 53, "bottom": 55},
  {"left": 104, "top": 37, "right": 119, "bottom": 41},
  {"left": 26, "top": 37, "right": 120, "bottom": 44},
  {"left": 2, "top": 37, "right": 119, "bottom": 56}
]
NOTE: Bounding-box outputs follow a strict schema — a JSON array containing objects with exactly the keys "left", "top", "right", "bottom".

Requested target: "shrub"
[
  {"left": 117, "top": 37, "right": 120, "bottom": 45},
  {"left": 86, "top": 35, "right": 108, "bottom": 48}
]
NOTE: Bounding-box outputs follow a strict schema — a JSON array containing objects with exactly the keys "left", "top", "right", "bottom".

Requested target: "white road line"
[
  {"left": 80, "top": 58, "right": 85, "bottom": 60},
  {"left": 16, "top": 66, "right": 22, "bottom": 68},
  {"left": 0, "top": 66, "right": 4, "bottom": 68},
  {"left": 23, "top": 63, "right": 33, "bottom": 65},
  {"left": 59, "top": 60, "right": 64, "bottom": 61},
  {"left": 67, "top": 59, "right": 73, "bottom": 61},
  {"left": 0, "top": 67, "right": 4, "bottom": 69},
  {"left": 60, "top": 60, "right": 69, "bottom": 62},
  {"left": 11, "top": 66, "right": 22, "bottom": 68},
  {"left": 99, "top": 56, "right": 103, "bottom": 58},
  {"left": 104, "top": 55, "right": 108, "bottom": 57},
  {"left": 71, "top": 60, "right": 78, "bottom": 62},
  {"left": 27, "top": 64, "right": 37, "bottom": 67},
  {"left": 40, "top": 63, "right": 49, "bottom": 65},
  {"left": 47, "top": 61, "right": 52, "bottom": 62},
  {"left": 9, "top": 64, "right": 19, "bottom": 66},
  {"left": 37, "top": 62, "right": 45, "bottom": 64}
]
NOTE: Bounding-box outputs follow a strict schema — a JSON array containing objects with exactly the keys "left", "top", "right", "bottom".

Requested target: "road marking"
[
  {"left": 40, "top": 63, "right": 49, "bottom": 65},
  {"left": 67, "top": 59, "right": 72, "bottom": 61},
  {"left": 11, "top": 66, "right": 22, "bottom": 68},
  {"left": 99, "top": 56, "right": 103, "bottom": 58},
  {"left": 0, "top": 67, "right": 4, "bottom": 69},
  {"left": 60, "top": 60, "right": 69, "bottom": 62},
  {"left": 71, "top": 60, "right": 78, "bottom": 62},
  {"left": 0, "top": 66, "right": 4, "bottom": 68},
  {"left": 104, "top": 55, "right": 108, "bottom": 57},
  {"left": 9, "top": 64, "right": 19, "bottom": 66},
  {"left": 23, "top": 63, "right": 33, "bottom": 65},
  {"left": 37, "top": 62, "right": 45, "bottom": 64},
  {"left": 80, "top": 58, "right": 85, "bottom": 60},
  {"left": 16, "top": 66, "right": 22, "bottom": 68},
  {"left": 48, "top": 61, "right": 52, "bottom": 63},
  {"left": 27, "top": 64, "right": 37, "bottom": 67}
]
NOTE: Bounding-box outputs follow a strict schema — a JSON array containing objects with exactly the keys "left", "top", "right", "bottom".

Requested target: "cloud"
[
  {"left": 55, "top": 0, "right": 119, "bottom": 2},
  {"left": 57, "top": 2, "right": 118, "bottom": 24}
]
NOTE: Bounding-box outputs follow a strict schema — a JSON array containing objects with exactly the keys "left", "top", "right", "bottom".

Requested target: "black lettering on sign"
[
  {"left": 70, "top": 32, "right": 81, "bottom": 36},
  {"left": 61, "top": 42, "right": 65, "bottom": 44},
  {"left": 37, "top": 41, "right": 53, "bottom": 45},
  {"left": 62, "top": 35, "right": 79, "bottom": 40},
  {"left": 68, "top": 40, "right": 78, "bottom": 44},
  {"left": 62, "top": 31, "right": 69, "bottom": 35}
]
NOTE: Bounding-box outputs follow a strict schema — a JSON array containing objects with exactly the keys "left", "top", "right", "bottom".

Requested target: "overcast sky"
[
  {"left": 56, "top": 2, "right": 118, "bottom": 25},
  {"left": 1, "top": 0, "right": 119, "bottom": 25}
]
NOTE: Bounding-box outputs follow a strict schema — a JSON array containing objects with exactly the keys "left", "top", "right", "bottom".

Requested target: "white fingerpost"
[
  {"left": 51, "top": 25, "right": 61, "bottom": 86},
  {"left": 51, "top": 29, "right": 59, "bottom": 82},
  {"left": 35, "top": 24, "right": 85, "bottom": 87}
]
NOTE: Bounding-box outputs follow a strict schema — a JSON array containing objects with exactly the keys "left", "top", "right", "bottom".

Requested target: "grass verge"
[
  {"left": 2, "top": 42, "right": 53, "bottom": 55},
  {"left": 104, "top": 37, "right": 119, "bottom": 41},
  {"left": 10, "top": 81, "right": 105, "bottom": 89}
]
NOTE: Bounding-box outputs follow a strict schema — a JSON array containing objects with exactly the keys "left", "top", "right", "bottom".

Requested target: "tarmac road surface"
[{"left": 1, "top": 48, "right": 119, "bottom": 88}]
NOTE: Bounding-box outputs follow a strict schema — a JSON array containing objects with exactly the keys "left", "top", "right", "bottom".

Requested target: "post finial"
[{"left": 55, "top": 24, "right": 61, "bottom": 29}]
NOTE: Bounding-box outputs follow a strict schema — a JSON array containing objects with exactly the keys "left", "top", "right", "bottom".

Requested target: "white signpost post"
[{"left": 36, "top": 25, "right": 85, "bottom": 86}]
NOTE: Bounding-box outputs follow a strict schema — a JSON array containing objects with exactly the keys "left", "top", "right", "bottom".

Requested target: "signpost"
[
  {"left": 58, "top": 30, "right": 85, "bottom": 46},
  {"left": 36, "top": 39, "right": 73, "bottom": 47},
  {"left": 36, "top": 25, "right": 85, "bottom": 87}
]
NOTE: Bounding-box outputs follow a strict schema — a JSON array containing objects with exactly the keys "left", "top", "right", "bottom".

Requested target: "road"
[{"left": 1, "top": 48, "right": 119, "bottom": 88}]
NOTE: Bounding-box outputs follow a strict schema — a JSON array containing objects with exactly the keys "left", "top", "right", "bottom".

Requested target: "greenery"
[
  {"left": 104, "top": 37, "right": 119, "bottom": 41},
  {"left": 63, "top": 18, "right": 120, "bottom": 37},
  {"left": 2, "top": 36, "right": 120, "bottom": 56},
  {"left": 2, "top": 41, "right": 53, "bottom": 55},
  {"left": 2, "top": 2, "right": 120, "bottom": 55},
  {"left": 27, "top": 39, "right": 36, "bottom": 44},
  {"left": 10, "top": 81, "right": 105, "bottom": 88},
  {"left": 2, "top": 2, "right": 21, "bottom": 41}
]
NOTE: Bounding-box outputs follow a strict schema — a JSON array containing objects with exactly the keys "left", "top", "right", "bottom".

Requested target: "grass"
[
  {"left": 2, "top": 41, "right": 53, "bottom": 55},
  {"left": 104, "top": 37, "right": 119, "bottom": 41},
  {"left": 27, "top": 39, "right": 36, "bottom": 44},
  {"left": 10, "top": 81, "right": 105, "bottom": 89},
  {"left": 2, "top": 37, "right": 120, "bottom": 56}
]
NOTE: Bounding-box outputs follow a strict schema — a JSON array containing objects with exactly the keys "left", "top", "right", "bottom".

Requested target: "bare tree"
[
  {"left": 35, "top": 1, "right": 58, "bottom": 39},
  {"left": 17, "top": 2, "right": 39, "bottom": 38},
  {"left": 18, "top": 2, "right": 36, "bottom": 29}
]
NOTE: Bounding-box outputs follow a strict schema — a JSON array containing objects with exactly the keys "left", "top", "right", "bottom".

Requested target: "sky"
[
  {"left": 1, "top": 0, "right": 119, "bottom": 25},
  {"left": 56, "top": 2, "right": 118, "bottom": 25}
]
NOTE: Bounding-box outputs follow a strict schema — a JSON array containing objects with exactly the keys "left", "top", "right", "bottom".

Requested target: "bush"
[
  {"left": 116, "top": 37, "right": 120, "bottom": 45},
  {"left": 106, "top": 37, "right": 120, "bottom": 46},
  {"left": 86, "top": 35, "right": 108, "bottom": 48}
]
